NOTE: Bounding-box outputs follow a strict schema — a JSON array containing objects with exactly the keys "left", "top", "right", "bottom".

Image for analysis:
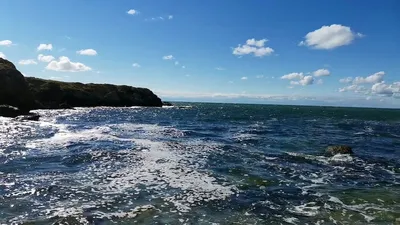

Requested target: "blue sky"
[{"left": 1, "top": 0, "right": 399, "bottom": 107}]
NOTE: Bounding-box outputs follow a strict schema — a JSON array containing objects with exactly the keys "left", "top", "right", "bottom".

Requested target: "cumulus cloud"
[
  {"left": 19, "top": 59, "right": 37, "bottom": 65},
  {"left": 0, "top": 40, "right": 12, "bottom": 46},
  {"left": 233, "top": 38, "right": 274, "bottom": 57},
  {"left": 246, "top": 38, "right": 267, "bottom": 47},
  {"left": 370, "top": 82, "right": 400, "bottom": 97},
  {"left": 281, "top": 72, "right": 304, "bottom": 80},
  {"left": 0, "top": 52, "right": 6, "bottom": 59},
  {"left": 37, "top": 54, "right": 55, "bottom": 62},
  {"left": 241, "top": 77, "right": 248, "bottom": 80},
  {"left": 353, "top": 71, "right": 385, "bottom": 84},
  {"left": 37, "top": 44, "right": 53, "bottom": 51},
  {"left": 339, "top": 84, "right": 366, "bottom": 93},
  {"left": 340, "top": 77, "right": 353, "bottom": 83},
  {"left": 313, "top": 69, "right": 330, "bottom": 77},
  {"left": 299, "top": 24, "right": 363, "bottom": 50},
  {"left": 132, "top": 63, "right": 141, "bottom": 68},
  {"left": 298, "top": 76, "right": 314, "bottom": 86},
  {"left": 371, "top": 82, "right": 394, "bottom": 96},
  {"left": 127, "top": 9, "right": 138, "bottom": 15},
  {"left": 77, "top": 49, "right": 97, "bottom": 56},
  {"left": 282, "top": 72, "right": 314, "bottom": 86},
  {"left": 163, "top": 55, "right": 174, "bottom": 60},
  {"left": 46, "top": 56, "right": 91, "bottom": 72}
]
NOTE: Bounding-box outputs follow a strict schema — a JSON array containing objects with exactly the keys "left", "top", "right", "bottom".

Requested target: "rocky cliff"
[{"left": 0, "top": 58, "right": 163, "bottom": 115}]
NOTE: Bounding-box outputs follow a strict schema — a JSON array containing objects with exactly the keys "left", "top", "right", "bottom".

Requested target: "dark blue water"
[{"left": 1, "top": 103, "right": 399, "bottom": 224}]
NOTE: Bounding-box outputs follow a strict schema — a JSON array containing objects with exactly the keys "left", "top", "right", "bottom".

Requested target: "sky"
[{"left": 0, "top": 0, "right": 399, "bottom": 108}]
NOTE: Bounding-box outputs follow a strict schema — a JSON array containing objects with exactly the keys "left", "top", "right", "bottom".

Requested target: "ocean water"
[{"left": 0, "top": 103, "right": 399, "bottom": 225}]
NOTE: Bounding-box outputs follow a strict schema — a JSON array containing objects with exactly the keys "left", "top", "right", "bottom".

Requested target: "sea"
[{"left": 0, "top": 103, "right": 399, "bottom": 225}]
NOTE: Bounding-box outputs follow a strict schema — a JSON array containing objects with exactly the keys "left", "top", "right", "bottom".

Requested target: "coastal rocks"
[
  {"left": 0, "top": 58, "right": 35, "bottom": 112},
  {"left": 0, "top": 105, "right": 40, "bottom": 121},
  {"left": 14, "top": 113, "right": 40, "bottom": 121},
  {"left": 163, "top": 101, "right": 173, "bottom": 106},
  {"left": 25, "top": 77, "right": 163, "bottom": 108},
  {"left": 0, "top": 105, "right": 21, "bottom": 118},
  {"left": 326, "top": 145, "right": 353, "bottom": 155}
]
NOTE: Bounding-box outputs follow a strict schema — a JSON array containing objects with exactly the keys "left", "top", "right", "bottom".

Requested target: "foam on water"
[{"left": 2, "top": 113, "right": 237, "bottom": 223}]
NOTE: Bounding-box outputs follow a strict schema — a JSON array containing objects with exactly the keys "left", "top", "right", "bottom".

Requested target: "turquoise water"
[{"left": 0, "top": 103, "right": 399, "bottom": 224}]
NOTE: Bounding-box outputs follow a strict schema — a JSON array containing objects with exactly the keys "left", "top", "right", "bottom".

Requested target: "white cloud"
[
  {"left": 339, "top": 84, "right": 366, "bottom": 93},
  {"left": 233, "top": 38, "right": 274, "bottom": 57},
  {"left": 281, "top": 72, "right": 304, "bottom": 80},
  {"left": 246, "top": 38, "right": 267, "bottom": 47},
  {"left": 46, "top": 56, "right": 91, "bottom": 72},
  {"left": 353, "top": 71, "right": 385, "bottom": 84},
  {"left": 175, "top": 61, "right": 179, "bottom": 65},
  {"left": 37, "top": 44, "right": 53, "bottom": 51},
  {"left": 132, "top": 63, "right": 141, "bottom": 68},
  {"left": 299, "top": 76, "right": 314, "bottom": 86},
  {"left": 37, "top": 54, "right": 55, "bottom": 62},
  {"left": 299, "top": 24, "right": 363, "bottom": 50},
  {"left": 127, "top": 9, "right": 138, "bottom": 15},
  {"left": 0, "top": 52, "right": 6, "bottom": 59},
  {"left": 241, "top": 77, "right": 248, "bottom": 80},
  {"left": 77, "top": 49, "right": 97, "bottom": 56},
  {"left": 313, "top": 69, "right": 330, "bottom": 77},
  {"left": 163, "top": 55, "right": 174, "bottom": 60},
  {"left": 168, "top": 15, "right": 173, "bottom": 20},
  {"left": 0, "top": 40, "right": 12, "bottom": 47},
  {"left": 371, "top": 82, "right": 394, "bottom": 96},
  {"left": 283, "top": 73, "right": 313, "bottom": 86},
  {"left": 256, "top": 75, "right": 264, "bottom": 78},
  {"left": 215, "top": 67, "right": 226, "bottom": 71},
  {"left": 339, "top": 77, "right": 353, "bottom": 83},
  {"left": 19, "top": 59, "right": 37, "bottom": 65}
]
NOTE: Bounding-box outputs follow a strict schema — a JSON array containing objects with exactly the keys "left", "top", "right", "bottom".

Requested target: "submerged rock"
[{"left": 326, "top": 145, "right": 353, "bottom": 155}]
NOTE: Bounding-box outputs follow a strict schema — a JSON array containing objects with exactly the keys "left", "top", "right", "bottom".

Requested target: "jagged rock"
[{"left": 326, "top": 145, "right": 353, "bottom": 155}]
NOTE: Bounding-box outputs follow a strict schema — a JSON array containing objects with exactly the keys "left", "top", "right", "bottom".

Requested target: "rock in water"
[
  {"left": 14, "top": 113, "right": 40, "bottom": 121},
  {"left": 326, "top": 145, "right": 353, "bottom": 155},
  {"left": 0, "top": 58, "right": 35, "bottom": 112},
  {"left": 0, "top": 105, "right": 21, "bottom": 118}
]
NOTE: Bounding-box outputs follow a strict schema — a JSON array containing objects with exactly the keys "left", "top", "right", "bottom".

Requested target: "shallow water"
[{"left": 0, "top": 103, "right": 399, "bottom": 224}]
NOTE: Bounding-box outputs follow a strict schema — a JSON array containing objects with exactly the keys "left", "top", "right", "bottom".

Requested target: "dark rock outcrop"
[
  {"left": 0, "top": 105, "right": 21, "bottom": 118},
  {"left": 162, "top": 101, "right": 173, "bottom": 106},
  {"left": 14, "top": 113, "right": 41, "bottom": 121},
  {"left": 0, "top": 58, "right": 35, "bottom": 112},
  {"left": 0, "top": 105, "right": 40, "bottom": 121},
  {"left": 0, "top": 59, "right": 163, "bottom": 114},
  {"left": 326, "top": 145, "right": 353, "bottom": 155},
  {"left": 26, "top": 77, "right": 163, "bottom": 109}
]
